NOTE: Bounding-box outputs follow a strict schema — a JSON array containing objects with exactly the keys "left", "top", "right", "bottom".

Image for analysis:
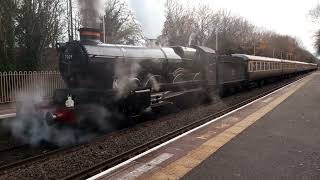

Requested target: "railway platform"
[
  {"left": 0, "top": 103, "right": 15, "bottom": 119},
  {"left": 89, "top": 72, "right": 320, "bottom": 180}
]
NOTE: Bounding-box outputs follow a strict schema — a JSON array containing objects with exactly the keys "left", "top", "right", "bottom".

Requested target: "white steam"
[
  {"left": 2, "top": 91, "right": 112, "bottom": 147},
  {"left": 78, "top": 0, "right": 105, "bottom": 29},
  {"left": 113, "top": 61, "right": 142, "bottom": 97}
]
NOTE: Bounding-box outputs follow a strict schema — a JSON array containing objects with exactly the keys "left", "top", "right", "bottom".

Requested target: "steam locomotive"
[{"left": 42, "top": 28, "right": 317, "bottom": 127}]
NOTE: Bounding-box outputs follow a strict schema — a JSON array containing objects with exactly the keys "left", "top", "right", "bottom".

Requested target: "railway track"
[
  {"left": 0, "top": 144, "right": 60, "bottom": 172},
  {"left": 0, "top": 144, "right": 27, "bottom": 154},
  {"left": 62, "top": 73, "right": 311, "bottom": 180}
]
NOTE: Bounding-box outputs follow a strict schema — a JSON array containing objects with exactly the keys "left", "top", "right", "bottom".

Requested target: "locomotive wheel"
[
  {"left": 193, "top": 73, "right": 201, "bottom": 81},
  {"left": 173, "top": 73, "right": 185, "bottom": 83},
  {"left": 219, "top": 86, "right": 228, "bottom": 97},
  {"left": 173, "top": 68, "right": 185, "bottom": 77},
  {"left": 144, "top": 75, "right": 163, "bottom": 90}
]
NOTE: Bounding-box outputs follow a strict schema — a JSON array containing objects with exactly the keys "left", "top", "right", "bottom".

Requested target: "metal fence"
[{"left": 0, "top": 71, "right": 65, "bottom": 104}]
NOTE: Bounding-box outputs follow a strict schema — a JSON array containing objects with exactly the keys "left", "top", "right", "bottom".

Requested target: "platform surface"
[
  {"left": 91, "top": 72, "right": 320, "bottom": 180},
  {"left": 183, "top": 73, "right": 320, "bottom": 180},
  {"left": 0, "top": 103, "right": 15, "bottom": 119}
]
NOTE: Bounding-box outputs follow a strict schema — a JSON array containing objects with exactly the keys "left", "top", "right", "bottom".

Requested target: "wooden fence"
[{"left": 0, "top": 71, "right": 65, "bottom": 103}]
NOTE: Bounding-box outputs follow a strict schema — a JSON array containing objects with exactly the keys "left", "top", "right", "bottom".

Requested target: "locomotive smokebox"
[{"left": 79, "top": 28, "right": 102, "bottom": 44}]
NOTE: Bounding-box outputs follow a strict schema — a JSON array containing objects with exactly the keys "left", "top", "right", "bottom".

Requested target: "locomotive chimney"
[
  {"left": 77, "top": 0, "right": 104, "bottom": 44},
  {"left": 79, "top": 28, "right": 101, "bottom": 42}
]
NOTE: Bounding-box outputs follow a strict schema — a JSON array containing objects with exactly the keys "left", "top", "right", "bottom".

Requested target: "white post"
[
  {"left": 69, "top": 0, "right": 73, "bottom": 41},
  {"left": 273, "top": 49, "right": 275, "bottom": 58},
  {"left": 103, "top": 16, "right": 106, "bottom": 43},
  {"left": 215, "top": 29, "right": 218, "bottom": 53}
]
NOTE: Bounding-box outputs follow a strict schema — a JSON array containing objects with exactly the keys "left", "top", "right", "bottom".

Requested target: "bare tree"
[
  {"left": 102, "top": 0, "right": 143, "bottom": 45},
  {"left": 160, "top": 1, "right": 316, "bottom": 62},
  {"left": 15, "top": 0, "right": 64, "bottom": 70},
  {"left": 0, "top": 0, "right": 16, "bottom": 71},
  {"left": 310, "top": 5, "right": 320, "bottom": 54},
  {"left": 161, "top": 0, "right": 197, "bottom": 46}
]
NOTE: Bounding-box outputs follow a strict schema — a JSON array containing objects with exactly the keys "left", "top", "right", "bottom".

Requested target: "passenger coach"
[{"left": 216, "top": 54, "right": 317, "bottom": 95}]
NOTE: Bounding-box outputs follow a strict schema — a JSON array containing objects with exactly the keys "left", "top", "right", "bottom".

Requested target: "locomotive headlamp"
[{"left": 65, "top": 95, "right": 74, "bottom": 108}]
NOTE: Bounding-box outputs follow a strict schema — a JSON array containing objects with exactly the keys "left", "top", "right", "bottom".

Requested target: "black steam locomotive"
[{"left": 43, "top": 28, "right": 317, "bottom": 127}]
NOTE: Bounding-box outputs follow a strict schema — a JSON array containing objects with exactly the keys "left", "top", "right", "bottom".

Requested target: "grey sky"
[{"left": 126, "top": 0, "right": 319, "bottom": 54}]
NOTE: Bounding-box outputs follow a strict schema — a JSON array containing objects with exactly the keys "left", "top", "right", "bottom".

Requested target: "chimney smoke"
[{"left": 78, "top": 0, "right": 104, "bottom": 29}]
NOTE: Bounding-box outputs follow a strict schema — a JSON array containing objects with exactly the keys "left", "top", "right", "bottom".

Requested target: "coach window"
[
  {"left": 252, "top": 62, "right": 255, "bottom": 71},
  {"left": 264, "top": 62, "right": 267, "bottom": 71},
  {"left": 259, "top": 62, "right": 262, "bottom": 71}
]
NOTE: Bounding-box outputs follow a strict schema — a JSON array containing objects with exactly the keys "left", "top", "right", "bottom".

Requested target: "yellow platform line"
[{"left": 146, "top": 75, "right": 314, "bottom": 180}]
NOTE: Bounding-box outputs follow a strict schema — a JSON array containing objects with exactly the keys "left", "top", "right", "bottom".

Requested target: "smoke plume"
[{"left": 78, "top": 0, "right": 105, "bottom": 29}]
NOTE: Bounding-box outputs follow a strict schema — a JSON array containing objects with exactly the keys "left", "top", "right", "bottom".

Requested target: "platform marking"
[
  {"left": 0, "top": 113, "right": 16, "bottom": 120},
  {"left": 262, "top": 97, "right": 273, "bottom": 103},
  {"left": 196, "top": 131, "right": 217, "bottom": 140},
  {"left": 147, "top": 75, "right": 313, "bottom": 179},
  {"left": 89, "top": 73, "right": 314, "bottom": 180},
  {"left": 115, "top": 153, "right": 173, "bottom": 180}
]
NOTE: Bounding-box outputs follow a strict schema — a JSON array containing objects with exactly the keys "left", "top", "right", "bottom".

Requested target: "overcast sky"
[{"left": 126, "top": 0, "right": 320, "bottom": 54}]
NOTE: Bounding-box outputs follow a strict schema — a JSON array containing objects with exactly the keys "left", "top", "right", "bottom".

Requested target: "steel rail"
[{"left": 0, "top": 144, "right": 65, "bottom": 173}]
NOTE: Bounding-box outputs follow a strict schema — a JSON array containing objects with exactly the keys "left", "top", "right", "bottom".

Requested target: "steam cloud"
[
  {"left": 113, "top": 61, "right": 142, "bottom": 97},
  {"left": 2, "top": 90, "right": 113, "bottom": 147},
  {"left": 78, "top": 0, "right": 105, "bottom": 29}
]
